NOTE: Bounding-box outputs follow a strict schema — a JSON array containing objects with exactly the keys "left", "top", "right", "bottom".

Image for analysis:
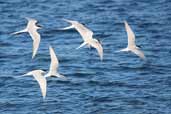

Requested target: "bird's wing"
[
  {"left": 124, "top": 21, "right": 136, "bottom": 48},
  {"left": 29, "top": 30, "right": 40, "bottom": 59},
  {"left": 49, "top": 46, "right": 59, "bottom": 73},
  {"left": 74, "top": 22, "right": 94, "bottom": 41},
  {"left": 90, "top": 40, "right": 103, "bottom": 60},
  {"left": 131, "top": 48, "right": 146, "bottom": 60},
  {"left": 32, "top": 72, "right": 47, "bottom": 99},
  {"left": 63, "top": 19, "right": 93, "bottom": 41},
  {"left": 59, "top": 25, "right": 74, "bottom": 30},
  {"left": 11, "top": 28, "right": 27, "bottom": 35}
]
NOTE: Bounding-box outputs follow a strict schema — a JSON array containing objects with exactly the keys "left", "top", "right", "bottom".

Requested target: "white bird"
[
  {"left": 60, "top": 19, "right": 103, "bottom": 61},
  {"left": 12, "top": 17, "right": 42, "bottom": 59},
  {"left": 23, "top": 70, "right": 47, "bottom": 99},
  {"left": 44, "top": 46, "right": 67, "bottom": 80},
  {"left": 117, "top": 21, "right": 146, "bottom": 60}
]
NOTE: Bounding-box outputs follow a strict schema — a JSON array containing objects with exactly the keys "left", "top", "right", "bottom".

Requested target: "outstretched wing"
[
  {"left": 49, "top": 46, "right": 59, "bottom": 74},
  {"left": 32, "top": 72, "right": 47, "bottom": 99},
  {"left": 74, "top": 22, "right": 94, "bottom": 41},
  {"left": 63, "top": 19, "right": 93, "bottom": 41},
  {"left": 11, "top": 28, "right": 27, "bottom": 35},
  {"left": 29, "top": 30, "right": 40, "bottom": 59},
  {"left": 124, "top": 21, "right": 136, "bottom": 48}
]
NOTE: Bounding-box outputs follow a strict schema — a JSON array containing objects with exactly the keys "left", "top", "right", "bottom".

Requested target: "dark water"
[{"left": 0, "top": 0, "right": 171, "bottom": 114}]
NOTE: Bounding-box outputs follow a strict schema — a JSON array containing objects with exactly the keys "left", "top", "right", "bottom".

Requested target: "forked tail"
[{"left": 56, "top": 74, "right": 67, "bottom": 81}]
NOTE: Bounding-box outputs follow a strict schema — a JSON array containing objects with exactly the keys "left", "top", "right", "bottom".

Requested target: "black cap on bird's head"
[
  {"left": 36, "top": 23, "right": 42, "bottom": 28},
  {"left": 36, "top": 23, "right": 42, "bottom": 29},
  {"left": 95, "top": 38, "right": 103, "bottom": 45},
  {"left": 136, "top": 44, "right": 142, "bottom": 48},
  {"left": 97, "top": 39, "right": 102, "bottom": 44},
  {"left": 82, "top": 23, "right": 86, "bottom": 26}
]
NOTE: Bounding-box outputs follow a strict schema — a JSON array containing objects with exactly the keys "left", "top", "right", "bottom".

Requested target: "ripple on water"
[{"left": 0, "top": 0, "right": 171, "bottom": 114}]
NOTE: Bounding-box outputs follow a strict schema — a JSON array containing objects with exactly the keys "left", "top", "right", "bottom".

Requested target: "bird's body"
[
  {"left": 12, "top": 18, "right": 41, "bottom": 59},
  {"left": 44, "top": 46, "right": 66, "bottom": 80},
  {"left": 60, "top": 19, "right": 103, "bottom": 60},
  {"left": 117, "top": 21, "right": 146, "bottom": 60},
  {"left": 23, "top": 70, "right": 47, "bottom": 99}
]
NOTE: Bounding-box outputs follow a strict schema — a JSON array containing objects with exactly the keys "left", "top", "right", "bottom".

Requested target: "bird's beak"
[
  {"left": 137, "top": 45, "right": 142, "bottom": 49},
  {"left": 22, "top": 73, "right": 28, "bottom": 76},
  {"left": 97, "top": 39, "right": 102, "bottom": 45},
  {"left": 37, "top": 24, "right": 42, "bottom": 29}
]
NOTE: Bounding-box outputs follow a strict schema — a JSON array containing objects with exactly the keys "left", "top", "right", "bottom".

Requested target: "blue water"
[{"left": 0, "top": 0, "right": 171, "bottom": 114}]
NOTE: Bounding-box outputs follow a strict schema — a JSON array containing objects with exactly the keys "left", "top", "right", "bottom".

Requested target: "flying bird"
[
  {"left": 12, "top": 17, "right": 42, "bottom": 59},
  {"left": 44, "top": 46, "right": 67, "bottom": 80},
  {"left": 60, "top": 19, "right": 103, "bottom": 61},
  {"left": 23, "top": 70, "right": 47, "bottom": 99},
  {"left": 117, "top": 21, "right": 146, "bottom": 60},
  {"left": 22, "top": 46, "right": 66, "bottom": 99}
]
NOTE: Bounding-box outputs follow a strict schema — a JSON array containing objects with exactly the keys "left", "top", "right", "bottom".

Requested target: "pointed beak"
[
  {"left": 37, "top": 24, "right": 42, "bottom": 29},
  {"left": 97, "top": 39, "right": 102, "bottom": 45},
  {"left": 137, "top": 45, "right": 142, "bottom": 48},
  {"left": 22, "top": 73, "right": 27, "bottom": 76},
  {"left": 82, "top": 23, "right": 86, "bottom": 26}
]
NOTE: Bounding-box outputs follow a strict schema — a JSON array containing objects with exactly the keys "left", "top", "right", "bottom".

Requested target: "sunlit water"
[{"left": 0, "top": 0, "right": 171, "bottom": 114}]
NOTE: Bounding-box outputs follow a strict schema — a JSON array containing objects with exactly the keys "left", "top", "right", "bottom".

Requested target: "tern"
[
  {"left": 117, "top": 21, "right": 146, "bottom": 60},
  {"left": 60, "top": 19, "right": 103, "bottom": 60},
  {"left": 44, "top": 46, "right": 67, "bottom": 80},
  {"left": 12, "top": 17, "right": 42, "bottom": 59},
  {"left": 23, "top": 70, "right": 47, "bottom": 99}
]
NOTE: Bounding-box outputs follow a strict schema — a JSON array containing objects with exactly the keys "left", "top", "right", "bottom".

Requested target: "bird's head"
[
  {"left": 136, "top": 44, "right": 142, "bottom": 49},
  {"left": 93, "top": 38, "right": 102, "bottom": 45},
  {"left": 36, "top": 23, "right": 42, "bottom": 29},
  {"left": 82, "top": 23, "right": 86, "bottom": 26}
]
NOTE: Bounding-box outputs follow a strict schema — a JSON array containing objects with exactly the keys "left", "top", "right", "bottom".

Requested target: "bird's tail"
[
  {"left": 76, "top": 42, "right": 87, "bottom": 49},
  {"left": 56, "top": 74, "right": 67, "bottom": 81},
  {"left": 32, "top": 39, "right": 40, "bottom": 59},
  {"left": 87, "top": 44, "right": 91, "bottom": 49},
  {"left": 32, "top": 49, "right": 37, "bottom": 59}
]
